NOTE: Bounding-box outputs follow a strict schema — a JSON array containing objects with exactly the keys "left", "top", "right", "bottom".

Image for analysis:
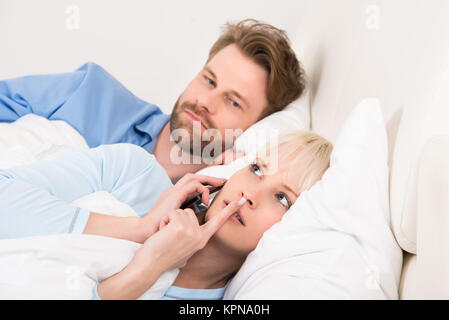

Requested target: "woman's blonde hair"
[{"left": 262, "top": 131, "right": 333, "bottom": 194}]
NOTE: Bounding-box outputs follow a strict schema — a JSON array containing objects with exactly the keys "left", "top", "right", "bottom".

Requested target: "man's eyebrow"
[
  {"left": 230, "top": 89, "right": 250, "bottom": 109},
  {"left": 204, "top": 67, "right": 217, "bottom": 79}
]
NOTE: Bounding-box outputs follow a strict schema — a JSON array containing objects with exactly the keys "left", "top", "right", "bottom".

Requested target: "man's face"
[{"left": 170, "top": 44, "right": 268, "bottom": 158}]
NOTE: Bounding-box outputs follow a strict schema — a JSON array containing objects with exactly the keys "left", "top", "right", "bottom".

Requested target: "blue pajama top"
[
  {"left": 0, "top": 143, "right": 173, "bottom": 238},
  {"left": 0, "top": 143, "right": 226, "bottom": 300},
  {"left": 0, "top": 62, "right": 170, "bottom": 153}
]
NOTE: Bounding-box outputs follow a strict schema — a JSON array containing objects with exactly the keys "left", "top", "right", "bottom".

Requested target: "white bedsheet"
[{"left": 0, "top": 115, "right": 178, "bottom": 299}]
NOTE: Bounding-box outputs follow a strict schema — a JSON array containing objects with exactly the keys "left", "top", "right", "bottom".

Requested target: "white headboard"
[
  {"left": 0, "top": 0, "right": 307, "bottom": 114},
  {"left": 289, "top": 0, "right": 449, "bottom": 298}
]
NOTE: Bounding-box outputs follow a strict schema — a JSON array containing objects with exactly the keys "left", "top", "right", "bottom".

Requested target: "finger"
[
  {"left": 174, "top": 172, "right": 196, "bottom": 187},
  {"left": 200, "top": 185, "right": 211, "bottom": 206},
  {"left": 177, "top": 173, "right": 226, "bottom": 187},
  {"left": 189, "top": 175, "right": 227, "bottom": 187},
  {"left": 168, "top": 210, "right": 181, "bottom": 221},
  {"left": 162, "top": 210, "right": 186, "bottom": 230},
  {"left": 158, "top": 214, "right": 171, "bottom": 231},
  {"left": 190, "top": 182, "right": 211, "bottom": 206},
  {"left": 183, "top": 208, "right": 196, "bottom": 216},
  {"left": 178, "top": 181, "right": 211, "bottom": 207},
  {"left": 183, "top": 208, "right": 200, "bottom": 225},
  {"left": 200, "top": 197, "right": 247, "bottom": 241},
  {"left": 174, "top": 175, "right": 225, "bottom": 205},
  {"left": 159, "top": 219, "right": 167, "bottom": 230}
]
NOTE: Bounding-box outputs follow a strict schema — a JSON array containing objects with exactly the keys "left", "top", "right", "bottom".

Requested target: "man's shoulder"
[
  {"left": 75, "top": 61, "right": 107, "bottom": 74},
  {"left": 75, "top": 61, "right": 117, "bottom": 83},
  {"left": 73, "top": 61, "right": 141, "bottom": 101}
]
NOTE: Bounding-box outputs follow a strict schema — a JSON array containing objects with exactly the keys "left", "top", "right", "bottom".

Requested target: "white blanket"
[{"left": 0, "top": 115, "right": 178, "bottom": 299}]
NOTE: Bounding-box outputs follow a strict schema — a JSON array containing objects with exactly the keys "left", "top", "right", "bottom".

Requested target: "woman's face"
[{"left": 204, "top": 156, "right": 301, "bottom": 256}]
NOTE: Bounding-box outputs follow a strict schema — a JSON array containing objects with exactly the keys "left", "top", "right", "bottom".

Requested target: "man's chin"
[{"left": 170, "top": 123, "right": 227, "bottom": 159}]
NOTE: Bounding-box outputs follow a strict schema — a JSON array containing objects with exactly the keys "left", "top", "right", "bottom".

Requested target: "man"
[{"left": 0, "top": 19, "right": 305, "bottom": 182}]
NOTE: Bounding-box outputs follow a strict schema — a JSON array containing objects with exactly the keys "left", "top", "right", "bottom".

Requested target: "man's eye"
[
  {"left": 204, "top": 76, "right": 215, "bottom": 86},
  {"left": 250, "top": 163, "right": 263, "bottom": 176},
  {"left": 276, "top": 193, "right": 291, "bottom": 209},
  {"left": 230, "top": 99, "right": 240, "bottom": 108},
  {"left": 226, "top": 95, "right": 241, "bottom": 109}
]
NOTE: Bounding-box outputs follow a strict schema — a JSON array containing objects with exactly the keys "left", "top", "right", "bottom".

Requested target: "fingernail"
[{"left": 237, "top": 197, "right": 247, "bottom": 206}]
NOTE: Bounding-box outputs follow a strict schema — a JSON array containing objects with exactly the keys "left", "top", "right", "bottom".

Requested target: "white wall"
[{"left": 0, "top": 0, "right": 307, "bottom": 114}]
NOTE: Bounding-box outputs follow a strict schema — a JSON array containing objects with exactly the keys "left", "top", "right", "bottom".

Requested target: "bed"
[{"left": 1, "top": 0, "right": 449, "bottom": 299}]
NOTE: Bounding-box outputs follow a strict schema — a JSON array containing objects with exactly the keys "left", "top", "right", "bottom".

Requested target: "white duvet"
[
  {"left": 0, "top": 115, "right": 178, "bottom": 299},
  {"left": 0, "top": 102, "right": 401, "bottom": 300}
]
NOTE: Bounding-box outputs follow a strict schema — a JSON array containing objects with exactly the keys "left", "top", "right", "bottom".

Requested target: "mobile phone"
[{"left": 180, "top": 184, "right": 224, "bottom": 224}]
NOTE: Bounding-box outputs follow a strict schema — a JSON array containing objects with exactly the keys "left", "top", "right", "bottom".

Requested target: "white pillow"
[
  {"left": 200, "top": 99, "right": 402, "bottom": 299},
  {"left": 232, "top": 89, "right": 310, "bottom": 156}
]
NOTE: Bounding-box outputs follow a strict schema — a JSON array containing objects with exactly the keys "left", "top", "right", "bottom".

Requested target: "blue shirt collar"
[{"left": 135, "top": 113, "right": 171, "bottom": 153}]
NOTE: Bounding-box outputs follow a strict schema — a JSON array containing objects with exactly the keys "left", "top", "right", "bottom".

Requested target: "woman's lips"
[
  {"left": 229, "top": 214, "right": 244, "bottom": 226},
  {"left": 184, "top": 110, "right": 207, "bottom": 130}
]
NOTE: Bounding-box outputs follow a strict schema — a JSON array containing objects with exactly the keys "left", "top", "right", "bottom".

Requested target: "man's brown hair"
[{"left": 207, "top": 19, "right": 306, "bottom": 119}]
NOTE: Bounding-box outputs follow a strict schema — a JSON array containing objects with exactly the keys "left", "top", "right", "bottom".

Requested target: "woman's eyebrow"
[
  {"left": 256, "top": 157, "right": 269, "bottom": 168},
  {"left": 257, "top": 158, "right": 298, "bottom": 196},
  {"left": 282, "top": 183, "right": 299, "bottom": 198}
]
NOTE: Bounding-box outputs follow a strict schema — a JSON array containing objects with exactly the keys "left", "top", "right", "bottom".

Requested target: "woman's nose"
[{"left": 241, "top": 190, "right": 256, "bottom": 208}]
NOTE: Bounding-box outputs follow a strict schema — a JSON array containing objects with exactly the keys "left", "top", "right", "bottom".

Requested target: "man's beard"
[{"left": 169, "top": 97, "right": 226, "bottom": 160}]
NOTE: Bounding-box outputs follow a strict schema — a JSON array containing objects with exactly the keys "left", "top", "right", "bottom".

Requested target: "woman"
[{"left": 0, "top": 131, "right": 332, "bottom": 299}]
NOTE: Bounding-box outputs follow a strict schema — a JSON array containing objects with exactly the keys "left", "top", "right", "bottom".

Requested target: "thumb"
[{"left": 200, "top": 197, "right": 247, "bottom": 241}]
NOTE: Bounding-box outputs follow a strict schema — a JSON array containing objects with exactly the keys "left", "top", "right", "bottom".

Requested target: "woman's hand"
[
  {"left": 138, "top": 173, "right": 226, "bottom": 241},
  {"left": 84, "top": 173, "right": 226, "bottom": 244},
  {"left": 96, "top": 197, "right": 246, "bottom": 300},
  {"left": 138, "top": 196, "right": 246, "bottom": 271}
]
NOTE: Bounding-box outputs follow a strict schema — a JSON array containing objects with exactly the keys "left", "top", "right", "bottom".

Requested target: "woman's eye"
[
  {"left": 250, "top": 163, "right": 263, "bottom": 176},
  {"left": 276, "top": 193, "right": 291, "bottom": 209}
]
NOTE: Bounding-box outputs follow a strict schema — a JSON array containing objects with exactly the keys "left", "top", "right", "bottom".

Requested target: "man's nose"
[{"left": 196, "top": 92, "right": 218, "bottom": 114}]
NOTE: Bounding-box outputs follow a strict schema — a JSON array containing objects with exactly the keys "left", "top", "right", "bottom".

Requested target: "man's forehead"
[
  {"left": 204, "top": 45, "right": 268, "bottom": 106},
  {"left": 205, "top": 45, "right": 266, "bottom": 81}
]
